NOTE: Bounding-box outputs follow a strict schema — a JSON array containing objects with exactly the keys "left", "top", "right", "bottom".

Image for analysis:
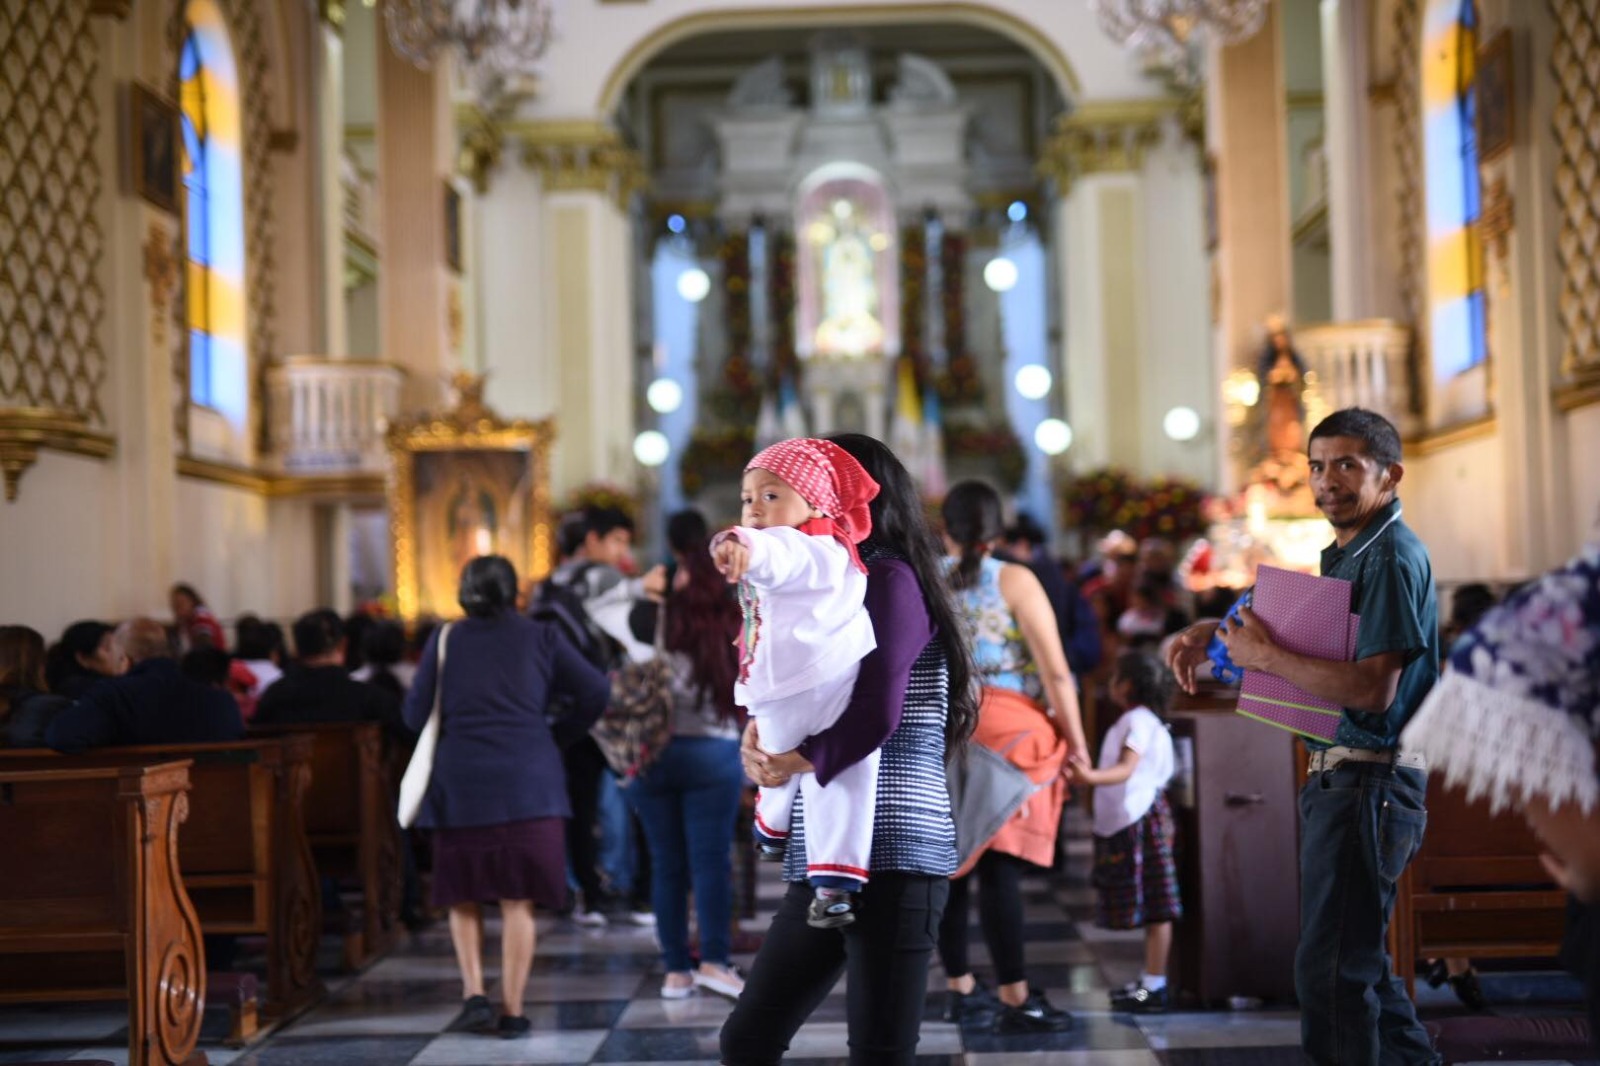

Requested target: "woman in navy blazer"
[{"left": 404, "top": 555, "right": 610, "bottom": 1039}]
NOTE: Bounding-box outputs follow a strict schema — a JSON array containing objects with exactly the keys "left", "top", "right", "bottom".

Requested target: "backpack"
[{"left": 531, "top": 563, "right": 621, "bottom": 672}]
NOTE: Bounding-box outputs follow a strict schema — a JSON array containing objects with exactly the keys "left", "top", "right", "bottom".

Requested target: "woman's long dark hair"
[
  {"left": 0, "top": 625, "right": 48, "bottom": 720},
  {"left": 665, "top": 542, "right": 742, "bottom": 725},
  {"left": 826, "top": 433, "right": 978, "bottom": 751},
  {"left": 943, "top": 480, "right": 1005, "bottom": 592}
]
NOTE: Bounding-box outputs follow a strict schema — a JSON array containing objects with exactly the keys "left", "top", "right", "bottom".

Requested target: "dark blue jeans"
[
  {"left": 1295, "top": 761, "right": 1439, "bottom": 1066},
  {"left": 623, "top": 735, "right": 743, "bottom": 972}
]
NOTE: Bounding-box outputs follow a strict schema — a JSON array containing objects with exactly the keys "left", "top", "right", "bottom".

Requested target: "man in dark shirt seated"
[
  {"left": 255, "top": 609, "right": 408, "bottom": 742},
  {"left": 47, "top": 618, "right": 245, "bottom": 752}
]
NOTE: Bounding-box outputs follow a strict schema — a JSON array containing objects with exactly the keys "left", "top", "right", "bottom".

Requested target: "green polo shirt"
[{"left": 1315, "top": 498, "right": 1440, "bottom": 751}]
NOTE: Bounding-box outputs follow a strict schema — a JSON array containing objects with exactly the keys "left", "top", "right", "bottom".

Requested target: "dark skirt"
[
  {"left": 431, "top": 817, "right": 569, "bottom": 909},
  {"left": 1092, "top": 793, "right": 1182, "bottom": 930}
]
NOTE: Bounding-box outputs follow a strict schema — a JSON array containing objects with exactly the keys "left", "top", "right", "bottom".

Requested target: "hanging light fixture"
[
  {"left": 386, "top": 0, "right": 553, "bottom": 91},
  {"left": 1089, "top": 1, "right": 1268, "bottom": 70}
]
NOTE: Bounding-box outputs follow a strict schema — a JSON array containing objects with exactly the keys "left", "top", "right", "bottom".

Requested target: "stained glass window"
[{"left": 1422, "top": 0, "right": 1487, "bottom": 375}]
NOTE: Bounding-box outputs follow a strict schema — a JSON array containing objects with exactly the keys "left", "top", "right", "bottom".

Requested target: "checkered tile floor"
[{"left": 0, "top": 826, "right": 1589, "bottom": 1064}]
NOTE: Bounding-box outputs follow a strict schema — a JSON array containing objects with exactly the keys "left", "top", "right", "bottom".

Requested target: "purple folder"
[{"left": 1234, "top": 565, "right": 1359, "bottom": 742}]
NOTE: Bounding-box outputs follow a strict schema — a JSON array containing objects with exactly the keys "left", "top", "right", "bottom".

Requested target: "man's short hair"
[
  {"left": 1005, "top": 512, "right": 1047, "bottom": 550},
  {"left": 292, "top": 609, "right": 344, "bottom": 660},
  {"left": 584, "top": 505, "right": 634, "bottom": 540},
  {"left": 117, "top": 618, "right": 173, "bottom": 664},
  {"left": 1309, "top": 407, "right": 1403, "bottom": 467},
  {"left": 555, "top": 512, "right": 589, "bottom": 560}
]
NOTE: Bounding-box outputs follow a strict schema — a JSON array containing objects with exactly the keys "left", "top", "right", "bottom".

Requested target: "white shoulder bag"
[{"left": 397, "top": 622, "right": 452, "bottom": 828}]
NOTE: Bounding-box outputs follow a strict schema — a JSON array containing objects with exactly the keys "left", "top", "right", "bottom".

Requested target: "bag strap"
[
  {"left": 652, "top": 589, "right": 668, "bottom": 655},
  {"left": 432, "top": 623, "right": 452, "bottom": 720}
]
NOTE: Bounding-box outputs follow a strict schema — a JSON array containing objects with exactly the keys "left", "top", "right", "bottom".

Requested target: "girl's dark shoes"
[
  {"left": 993, "top": 990, "right": 1073, "bottom": 1033},
  {"left": 496, "top": 1014, "right": 532, "bottom": 1038},
  {"left": 1449, "top": 971, "right": 1489, "bottom": 1012},
  {"left": 1110, "top": 983, "right": 1169, "bottom": 1013},
  {"left": 943, "top": 980, "right": 1002, "bottom": 1027},
  {"left": 444, "top": 994, "right": 494, "bottom": 1033}
]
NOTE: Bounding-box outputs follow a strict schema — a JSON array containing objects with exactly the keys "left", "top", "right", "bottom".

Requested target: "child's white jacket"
[{"left": 712, "top": 524, "right": 876, "bottom": 708}]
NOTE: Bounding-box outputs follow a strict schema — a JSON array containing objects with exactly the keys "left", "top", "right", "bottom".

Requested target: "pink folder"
[{"left": 1234, "top": 565, "right": 1359, "bottom": 742}]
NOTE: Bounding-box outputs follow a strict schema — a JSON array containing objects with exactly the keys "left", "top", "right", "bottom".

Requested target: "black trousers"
[
  {"left": 563, "top": 736, "right": 608, "bottom": 905},
  {"left": 936, "top": 850, "right": 1028, "bottom": 986},
  {"left": 720, "top": 874, "right": 948, "bottom": 1065}
]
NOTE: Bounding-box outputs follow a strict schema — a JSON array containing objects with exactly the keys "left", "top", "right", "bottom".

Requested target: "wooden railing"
[{"left": 265, "top": 357, "right": 405, "bottom": 475}]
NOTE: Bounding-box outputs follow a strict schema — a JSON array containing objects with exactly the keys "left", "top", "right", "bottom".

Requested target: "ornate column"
[
  {"left": 376, "top": 32, "right": 455, "bottom": 412},
  {"left": 1205, "top": 5, "right": 1292, "bottom": 491},
  {"left": 1043, "top": 104, "right": 1164, "bottom": 474},
  {"left": 1321, "top": 0, "right": 1375, "bottom": 319},
  {"left": 520, "top": 122, "right": 646, "bottom": 496}
]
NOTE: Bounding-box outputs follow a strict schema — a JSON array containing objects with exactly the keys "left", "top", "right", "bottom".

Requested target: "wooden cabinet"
[{"left": 1168, "top": 710, "right": 1302, "bottom": 1006}]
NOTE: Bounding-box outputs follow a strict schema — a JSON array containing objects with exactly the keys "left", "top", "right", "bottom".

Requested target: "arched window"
[
  {"left": 179, "top": 0, "right": 248, "bottom": 430},
  {"left": 1421, "top": 0, "right": 1487, "bottom": 377}
]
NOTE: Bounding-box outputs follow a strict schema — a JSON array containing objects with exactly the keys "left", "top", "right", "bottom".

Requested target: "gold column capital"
[
  {"left": 516, "top": 123, "right": 649, "bottom": 209},
  {"left": 318, "top": 0, "right": 346, "bottom": 30},
  {"left": 457, "top": 107, "right": 506, "bottom": 195},
  {"left": 1037, "top": 98, "right": 1179, "bottom": 193}
]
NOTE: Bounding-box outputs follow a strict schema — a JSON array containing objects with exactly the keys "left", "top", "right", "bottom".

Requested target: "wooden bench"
[
  {"left": 0, "top": 737, "right": 325, "bottom": 1027},
  {"left": 0, "top": 761, "right": 206, "bottom": 1066},
  {"left": 249, "top": 722, "right": 401, "bottom": 969},
  {"left": 1390, "top": 781, "right": 1568, "bottom": 992}
]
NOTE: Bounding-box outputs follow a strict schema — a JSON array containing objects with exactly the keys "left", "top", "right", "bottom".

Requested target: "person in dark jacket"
[
  {"left": 45, "top": 618, "right": 244, "bottom": 752},
  {"left": 0, "top": 625, "right": 69, "bottom": 748},
  {"left": 404, "top": 555, "right": 610, "bottom": 1039},
  {"left": 255, "top": 609, "right": 408, "bottom": 743},
  {"left": 44, "top": 619, "right": 124, "bottom": 701}
]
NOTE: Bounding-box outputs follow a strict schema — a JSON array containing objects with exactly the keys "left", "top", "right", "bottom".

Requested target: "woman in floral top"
[{"left": 1402, "top": 528, "right": 1600, "bottom": 1049}]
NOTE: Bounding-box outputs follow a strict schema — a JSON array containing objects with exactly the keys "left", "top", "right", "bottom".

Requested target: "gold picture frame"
[
  {"left": 128, "top": 82, "right": 179, "bottom": 215},
  {"left": 1475, "top": 29, "right": 1514, "bottom": 164},
  {"left": 387, "top": 374, "right": 556, "bottom": 620}
]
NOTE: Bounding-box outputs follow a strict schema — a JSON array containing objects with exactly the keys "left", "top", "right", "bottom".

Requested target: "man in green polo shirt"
[{"left": 1168, "top": 408, "right": 1441, "bottom": 1066}]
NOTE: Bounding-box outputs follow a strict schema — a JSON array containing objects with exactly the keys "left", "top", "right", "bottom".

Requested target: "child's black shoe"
[{"left": 1110, "top": 983, "right": 1169, "bottom": 1014}]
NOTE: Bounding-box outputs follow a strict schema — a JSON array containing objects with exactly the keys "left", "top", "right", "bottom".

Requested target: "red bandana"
[{"left": 747, "top": 438, "right": 880, "bottom": 574}]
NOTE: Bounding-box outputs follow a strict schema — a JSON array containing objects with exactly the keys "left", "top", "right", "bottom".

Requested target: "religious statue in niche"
[
  {"left": 813, "top": 199, "right": 885, "bottom": 356},
  {"left": 797, "top": 174, "right": 898, "bottom": 360}
]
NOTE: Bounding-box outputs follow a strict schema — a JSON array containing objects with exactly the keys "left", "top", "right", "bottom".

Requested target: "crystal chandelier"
[
  {"left": 385, "top": 0, "right": 553, "bottom": 97},
  {"left": 1090, "top": 0, "right": 1268, "bottom": 71}
]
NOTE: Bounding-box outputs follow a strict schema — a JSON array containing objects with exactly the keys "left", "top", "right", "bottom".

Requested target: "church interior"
[{"left": 1, "top": 0, "right": 1598, "bottom": 1063}]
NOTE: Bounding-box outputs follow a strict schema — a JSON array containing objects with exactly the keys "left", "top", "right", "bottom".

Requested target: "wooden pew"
[
  {"left": 0, "top": 737, "right": 325, "bottom": 1025},
  {"left": 0, "top": 761, "right": 206, "bottom": 1066},
  {"left": 249, "top": 722, "right": 402, "bottom": 969},
  {"left": 1390, "top": 781, "right": 1568, "bottom": 992}
]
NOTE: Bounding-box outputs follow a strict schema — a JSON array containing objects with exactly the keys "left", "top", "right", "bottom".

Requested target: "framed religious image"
[
  {"left": 444, "top": 182, "right": 463, "bottom": 273},
  {"left": 387, "top": 374, "right": 555, "bottom": 619},
  {"left": 1476, "top": 29, "right": 1514, "bottom": 163},
  {"left": 128, "top": 82, "right": 179, "bottom": 215}
]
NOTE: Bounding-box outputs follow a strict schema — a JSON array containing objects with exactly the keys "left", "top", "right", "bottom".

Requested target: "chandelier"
[
  {"left": 385, "top": 0, "right": 553, "bottom": 96},
  {"left": 1090, "top": 0, "right": 1268, "bottom": 71}
]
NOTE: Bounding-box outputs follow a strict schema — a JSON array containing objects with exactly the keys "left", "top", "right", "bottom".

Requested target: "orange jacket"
[{"left": 955, "top": 686, "right": 1069, "bottom": 877}]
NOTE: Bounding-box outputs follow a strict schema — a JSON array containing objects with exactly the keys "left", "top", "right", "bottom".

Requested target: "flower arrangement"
[
  {"left": 768, "top": 228, "right": 799, "bottom": 390},
  {"left": 1061, "top": 467, "right": 1210, "bottom": 541},
  {"left": 562, "top": 480, "right": 641, "bottom": 524},
  {"left": 900, "top": 223, "right": 926, "bottom": 367},
  {"left": 935, "top": 352, "right": 985, "bottom": 406},
  {"left": 944, "top": 422, "right": 1027, "bottom": 492},
  {"left": 940, "top": 231, "right": 966, "bottom": 361},
  {"left": 721, "top": 231, "right": 751, "bottom": 361},
  {"left": 680, "top": 425, "right": 755, "bottom": 496}
]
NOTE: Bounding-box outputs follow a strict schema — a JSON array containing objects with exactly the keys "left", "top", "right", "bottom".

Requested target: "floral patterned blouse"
[
  {"left": 1401, "top": 535, "right": 1599, "bottom": 814},
  {"left": 949, "top": 554, "right": 1044, "bottom": 703}
]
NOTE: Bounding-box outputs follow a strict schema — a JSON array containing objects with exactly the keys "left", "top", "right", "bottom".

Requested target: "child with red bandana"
[{"left": 711, "top": 438, "right": 880, "bottom": 928}]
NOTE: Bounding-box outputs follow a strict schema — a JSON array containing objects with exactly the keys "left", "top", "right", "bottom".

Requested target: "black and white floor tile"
[{"left": 0, "top": 828, "right": 1590, "bottom": 1065}]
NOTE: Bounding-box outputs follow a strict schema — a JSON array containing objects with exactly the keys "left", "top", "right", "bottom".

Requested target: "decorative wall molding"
[
  {"left": 0, "top": 409, "right": 115, "bottom": 502},
  {"left": 176, "top": 455, "right": 387, "bottom": 499},
  {"left": 166, "top": 0, "right": 279, "bottom": 454},
  {"left": 1037, "top": 99, "right": 1176, "bottom": 193},
  {"left": 1551, "top": 0, "right": 1600, "bottom": 379},
  {"left": 0, "top": 0, "right": 109, "bottom": 441}
]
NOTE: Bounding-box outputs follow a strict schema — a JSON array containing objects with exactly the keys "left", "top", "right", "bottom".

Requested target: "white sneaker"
[
  {"left": 660, "top": 972, "right": 695, "bottom": 999},
  {"left": 572, "top": 908, "right": 608, "bottom": 928},
  {"left": 693, "top": 963, "right": 745, "bottom": 999},
  {"left": 628, "top": 910, "right": 657, "bottom": 927}
]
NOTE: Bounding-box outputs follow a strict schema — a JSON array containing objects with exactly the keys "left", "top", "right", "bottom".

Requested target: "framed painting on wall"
[
  {"left": 387, "top": 374, "right": 555, "bottom": 619},
  {"left": 128, "top": 82, "right": 179, "bottom": 215}
]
